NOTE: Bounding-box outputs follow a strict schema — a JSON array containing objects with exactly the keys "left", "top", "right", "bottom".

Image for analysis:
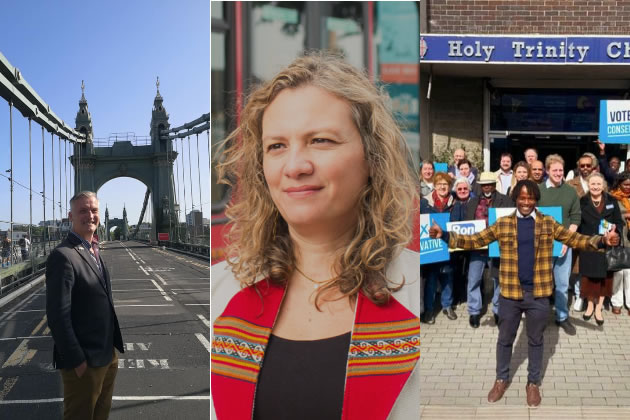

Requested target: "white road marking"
[
  {"left": 1, "top": 309, "right": 46, "bottom": 313},
  {"left": 154, "top": 273, "right": 167, "bottom": 286},
  {"left": 114, "top": 304, "right": 174, "bottom": 307},
  {"left": 139, "top": 266, "right": 149, "bottom": 275},
  {"left": 146, "top": 359, "right": 170, "bottom": 369},
  {"left": 196, "top": 314, "right": 210, "bottom": 328},
  {"left": 0, "top": 336, "right": 50, "bottom": 342},
  {"left": 195, "top": 333, "right": 211, "bottom": 352},
  {"left": 149, "top": 279, "right": 172, "bottom": 301},
  {"left": 112, "top": 289, "right": 167, "bottom": 292},
  {"left": 111, "top": 278, "right": 154, "bottom": 281},
  {"left": 0, "top": 396, "right": 210, "bottom": 404},
  {"left": 185, "top": 303, "right": 210, "bottom": 306}
]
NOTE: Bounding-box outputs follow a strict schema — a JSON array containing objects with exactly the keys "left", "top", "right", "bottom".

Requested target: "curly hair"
[
  {"left": 612, "top": 171, "right": 630, "bottom": 190},
  {"left": 215, "top": 52, "right": 419, "bottom": 306}
]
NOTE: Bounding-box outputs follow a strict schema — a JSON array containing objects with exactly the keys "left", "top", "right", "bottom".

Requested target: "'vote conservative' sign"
[
  {"left": 420, "top": 35, "right": 630, "bottom": 64},
  {"left": 599, "top": 100, "right": 630, "bottom": 144},
  {"left": 420, "top": 213, "right": 450, "bottom": 265}
]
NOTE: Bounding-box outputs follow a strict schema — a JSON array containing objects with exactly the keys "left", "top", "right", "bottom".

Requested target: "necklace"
[
  {"left": 294, "top": 266, "right": 331, "bottom": 290},
  {"left": 592, "top": 197, "right": 602, "bottom": 206}
]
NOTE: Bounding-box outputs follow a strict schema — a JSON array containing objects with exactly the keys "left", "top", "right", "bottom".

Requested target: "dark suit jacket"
[
  {"left": 46, "top": 233, "right": 123, "bottom": 369},
  {"left": 578, "top": 193, "right": 623, "bottom": 278}
]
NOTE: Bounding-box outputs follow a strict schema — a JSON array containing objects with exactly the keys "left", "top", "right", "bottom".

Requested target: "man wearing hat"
[{"left": 458, "top": 172, "right": 514, "bottom": 328}]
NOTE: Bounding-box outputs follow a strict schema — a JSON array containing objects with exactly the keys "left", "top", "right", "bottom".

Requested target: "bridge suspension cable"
[
  {"left": 179, "top": 137, "right": 188, "bottom": 223},
  {"left": 187, "top": 136, "right": 195, "bottom": 212},
  {"left": 174, "top": 139, "right": 182, "bottom": 240},
  {"left": 64, "top": 140, "right": 68, "bottom": 216},
  {"left": 51, "top": 132, "right": 55, "bottom": 239},
  {"left": 196, "top": 133, "right": 203, "bottom": 215},
  {"left": 28, "top": 118, "right": 32, "bottom": 271},
  {"left": 58, "top": 137, "right": 62, "bottom": 220},
  {"left": 42, "top": 126, "right": 47, "bottom": 254},
  {"left": 9, "top": 101, "right": 14, "bottom": 264}
]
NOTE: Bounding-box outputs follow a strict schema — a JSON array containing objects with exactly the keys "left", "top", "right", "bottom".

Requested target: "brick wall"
[
  {"left": 427, "top": 0, "right": 630, "bottom": 34},
  {"left": 425, "top": 76, "right": 484, "bottom": 166}
]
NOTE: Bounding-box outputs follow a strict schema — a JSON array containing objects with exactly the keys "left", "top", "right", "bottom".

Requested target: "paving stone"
[
  {"left": 434, "top": 382, "right": 460, "bottom": 390},
  {"left": 580, "top": 397, "right": 607, "bottom": 405},
  {"left": 421, "top": 389, "right": 446, "bottom": 397}
]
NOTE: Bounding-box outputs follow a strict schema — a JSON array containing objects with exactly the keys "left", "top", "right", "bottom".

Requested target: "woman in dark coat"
[
  {"left": 578, "top": 173, "right": 624, "bottom": 326},
  {"left": 422, "top": 172, "right": 456, "bottom": 324}
]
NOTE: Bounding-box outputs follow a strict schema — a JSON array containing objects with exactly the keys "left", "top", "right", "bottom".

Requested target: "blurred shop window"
[
  {"left": 374, "top": 2, "right": 419, "bottom": 164},
  {"left": 324, "top": 3, "right": 364, "bottom": 70},
  {"left": 251, "top": 2, "right": 305, "bottom": 83},
  {"left": 211, "top": 31, "right": 228, "bottom": 206},
  {"left": 211, "top": 2, "right": 223, "bottom": 19}
]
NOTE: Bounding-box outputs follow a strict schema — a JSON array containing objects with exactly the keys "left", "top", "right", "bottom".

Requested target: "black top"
[{"left": 253, "top": 332, "right": 352, "bottom": 420}]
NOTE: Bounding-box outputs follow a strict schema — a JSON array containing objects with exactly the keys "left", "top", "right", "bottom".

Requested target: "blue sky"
[{"left": 0, "top": 1, "right": 209, "bottom": 231}]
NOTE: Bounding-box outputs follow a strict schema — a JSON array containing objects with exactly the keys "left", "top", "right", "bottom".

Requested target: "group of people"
[{"left": 421, "top": 143, "right": 626, "bottom": 407}]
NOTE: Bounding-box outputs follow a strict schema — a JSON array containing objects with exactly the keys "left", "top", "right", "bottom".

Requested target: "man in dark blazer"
[{"left": 46, "top": 191, "right": 123, "bottom": 419}]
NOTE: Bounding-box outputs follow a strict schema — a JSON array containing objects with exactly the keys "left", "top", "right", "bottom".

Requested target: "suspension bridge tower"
[{"left": 70, "top": 80, "right": 178, "bottom": 242}]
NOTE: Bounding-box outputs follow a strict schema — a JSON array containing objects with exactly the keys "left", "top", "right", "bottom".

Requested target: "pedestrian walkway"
[{"left": 420, "top": 303, "right": 630, "bottom": 418}]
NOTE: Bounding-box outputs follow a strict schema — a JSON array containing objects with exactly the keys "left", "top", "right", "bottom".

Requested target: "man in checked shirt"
[{"left": 429, "top": 179, "right": 619, "bottom": 408}]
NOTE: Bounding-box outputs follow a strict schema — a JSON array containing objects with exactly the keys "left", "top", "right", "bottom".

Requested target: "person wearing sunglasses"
[{"left": 567, "top": 154, "right": 596, "bottom": 198}]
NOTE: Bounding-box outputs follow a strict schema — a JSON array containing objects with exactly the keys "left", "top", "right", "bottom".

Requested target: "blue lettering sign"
[
  {"left": 600, "top": 100, "right": 630, "bottom": 143},
  {"left": 420, "top": 35, "right": 630, "bottom": 65}
]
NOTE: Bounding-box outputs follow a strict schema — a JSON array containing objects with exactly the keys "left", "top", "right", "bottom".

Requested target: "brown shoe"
[
  {"left": 526, "top": 382, "right": 541, "bottom": 408},
  {"left": 487, "top": 379, "right": 509, "bottom": 403},
  {"left": 613, "top": 306, "right": 622, "bottom": 315}
]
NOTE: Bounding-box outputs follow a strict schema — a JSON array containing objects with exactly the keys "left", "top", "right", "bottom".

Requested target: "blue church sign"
[{"left": 420, "top": 35, "right": 630, "bottom": 64}]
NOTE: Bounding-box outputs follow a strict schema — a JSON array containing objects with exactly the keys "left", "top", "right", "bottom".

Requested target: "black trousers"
[{"left": 496, "top": 290, "right": 550, "bottom": 384}]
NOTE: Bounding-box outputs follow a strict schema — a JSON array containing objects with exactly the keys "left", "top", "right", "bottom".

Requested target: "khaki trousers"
[{"left": 60, "top": 350, "right": 118, "bottom": 420}]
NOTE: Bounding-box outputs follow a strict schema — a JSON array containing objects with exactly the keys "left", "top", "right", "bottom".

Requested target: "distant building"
[{"left": 186, "top": 210, "right": 203, "bottom": 237}]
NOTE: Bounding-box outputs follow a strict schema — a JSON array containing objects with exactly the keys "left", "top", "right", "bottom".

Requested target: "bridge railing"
[
  {"left": 159, "top": 240, "right": 209, "bottom": 260},
  {"left": 92, "top": 133, "right": 151, "bottom": 147},
  {"left": 0, "top": 222, "right": 63, "bottom": 297}
]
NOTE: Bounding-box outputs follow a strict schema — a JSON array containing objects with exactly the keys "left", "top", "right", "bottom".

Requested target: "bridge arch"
[{"left": 71, "top": 83, "right": 178, "bottom": 241}]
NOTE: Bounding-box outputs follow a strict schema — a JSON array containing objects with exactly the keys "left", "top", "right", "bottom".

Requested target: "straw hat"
[{"left": 477, "top": 172, "right": 497, "bottom": 185}]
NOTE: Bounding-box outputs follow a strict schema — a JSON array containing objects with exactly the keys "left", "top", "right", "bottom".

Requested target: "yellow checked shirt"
[{"left": 448, "top": 212, "right": 604, "bottom": 300}]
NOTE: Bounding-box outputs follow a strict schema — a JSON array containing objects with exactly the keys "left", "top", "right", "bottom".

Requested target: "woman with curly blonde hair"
[{"left": 211, "top": 52, "right": 420, "bottom": 420}]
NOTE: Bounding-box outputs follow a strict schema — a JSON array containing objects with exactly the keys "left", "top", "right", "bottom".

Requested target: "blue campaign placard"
[
  {"left": 420, "top": 213, "right": 450, "bottom": 265},
  {"left": 433, "top": 162, "right": 448, "bottom": 173},
  {"left": 599, "top": 100, "right": 630, "bottom": 144},
  {"left": 488, "top": 207, "right": 562, "bottom": 257}
]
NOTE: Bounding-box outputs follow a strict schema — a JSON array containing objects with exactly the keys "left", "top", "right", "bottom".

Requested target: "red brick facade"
[{"left": 426, "top": 0, "right": 630, "bottom": 34}]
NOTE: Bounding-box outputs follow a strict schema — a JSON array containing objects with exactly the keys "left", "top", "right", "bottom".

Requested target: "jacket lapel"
[{"left": 342, "top": 293, "right": 420, "bottom": 420}]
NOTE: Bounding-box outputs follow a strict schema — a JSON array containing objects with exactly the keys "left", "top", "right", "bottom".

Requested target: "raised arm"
[
  {"left": 429, "top": 219, "right": 498, "bottom": 250},
  {"left": 552, "top": 220, "right": 619, "bottom": 251}
]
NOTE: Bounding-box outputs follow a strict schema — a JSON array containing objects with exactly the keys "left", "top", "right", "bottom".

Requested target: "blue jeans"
[
  {"left": 553, "top": 247, "right": 572, "bottom": 322},
  {"left": 424, "top": 262, "right": 454, "bottom": 314},
  {"left": 467, "top": 252, "right": 500, "bottom": 315}
]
